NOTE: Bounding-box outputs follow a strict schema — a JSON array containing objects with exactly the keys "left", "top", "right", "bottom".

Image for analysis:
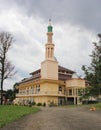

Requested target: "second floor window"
[
  {"left": 32, "top": 87, "right": 34, "bottom": 94},
  {"left": 36, "top": 85, "right": 40, "bottom": 93},
  {"left": 59, "top": 86, "right": 62, "bottom": 91},
  {"left": 26, "top": 89, "right": 29, "bottom": 94}
]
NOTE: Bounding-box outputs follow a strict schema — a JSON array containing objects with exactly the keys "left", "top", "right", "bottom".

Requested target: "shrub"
[
  {"left": 28, "top": 101, "right": 32, "bottom": 107},
  {"left": 49, "top": 101, "right": 55, "bottom": 107},
  {"left": 82, "top": 100, "right": 98, "bottom": 104},
  {"left": 32, "top": 101, "right": 36, "bottom": 106},
  {"left": 43, "top": 102, "right": 46, "bottom": 107},
  {"left": 37, "top": 102, "right": 42, "bottom": 106}
]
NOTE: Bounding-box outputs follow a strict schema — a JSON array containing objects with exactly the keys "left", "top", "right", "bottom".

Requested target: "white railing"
[{"left": 16, "top": 91, "right": 65, "bottom": 96}]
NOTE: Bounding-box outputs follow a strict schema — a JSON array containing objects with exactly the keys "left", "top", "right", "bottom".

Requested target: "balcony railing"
[{"left": 16, "top": 91, "right": 66, "bottom": 97}]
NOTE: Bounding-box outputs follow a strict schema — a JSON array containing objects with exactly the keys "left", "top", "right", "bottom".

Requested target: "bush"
[
  {"left": 82, "top": 100, "right": 98, "bottom": 104},
  {"left": 43, "top": 102, "right": 46, "bottom": 107},
  {"left": 28, "top": 101, "right": 32, "bottom": 107},
  {"left": 49, "top": 101, "right": 57, "bottom": 107},
  {"left": 31, "top": 101, "right": 36, "bottom": 106},
  {"left": 37, "top": 102, "right": 42, "bottom": 106}
]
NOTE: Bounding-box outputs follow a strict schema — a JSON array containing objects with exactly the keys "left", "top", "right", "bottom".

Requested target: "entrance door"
[
  {"left": 67, "top": 97, "right": 74, "bottom": 104},
  {"left": 58, "top": 97, "right": 65, "bottom": 105}
]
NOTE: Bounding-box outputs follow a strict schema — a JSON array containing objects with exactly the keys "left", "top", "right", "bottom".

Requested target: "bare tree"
[{"left": 0, "top": 32, "right": 16, "bottom": 105}]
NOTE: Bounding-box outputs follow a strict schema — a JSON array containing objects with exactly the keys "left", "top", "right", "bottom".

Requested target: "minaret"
[
  {"left": 41, "top": 20, "right": 58, "bottom": 80},
  {"left": 45, "top": 19, "right": 54, "bottom": 60}
]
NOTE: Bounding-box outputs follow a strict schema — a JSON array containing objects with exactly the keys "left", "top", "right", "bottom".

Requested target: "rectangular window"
[
  {"left": 69, "top": 89, "right": 72, "bottom": 96},
  {"left": 36, "top": 85, "right": 40, "bottom": 93},
  {"left": 26, "top": 88, "right": 29, "bottom": 95},
  {"left": 59, "top": 86, "right": 62, "bottom": 91},
  {"left": 32, "top": 87, "right": 34, "bottom": 94}
]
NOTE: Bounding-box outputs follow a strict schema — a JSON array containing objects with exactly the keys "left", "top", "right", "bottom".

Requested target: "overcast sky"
[{"left": 0, "top": 0, "right": 100, "bottom": 90}]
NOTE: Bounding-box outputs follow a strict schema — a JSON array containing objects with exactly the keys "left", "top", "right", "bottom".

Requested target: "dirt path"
[{"left": 0, "top": 106, "right": 101, "bottom": 130}]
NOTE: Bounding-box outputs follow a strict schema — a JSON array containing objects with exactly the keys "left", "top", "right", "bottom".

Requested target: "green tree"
[
  {"left": 13, "top": 82, "right": 19, "bottom": 94},
  {"left": 82, "top": 34, "right": 101, "bottom": 98},
  {"left": 6, "top": 83, "right": 19, "bottom": 103},
  {"left": 78, "top": 87, "right": 94, "bottom": 104},
  {"left": 6, "top": 89, "right": 15, "bottom": 102},
  {"left": 0, "top": 32, "right": 16, "bottom": 105}
]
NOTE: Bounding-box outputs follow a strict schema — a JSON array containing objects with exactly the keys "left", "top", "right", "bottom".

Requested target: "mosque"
[{"left": 15, "top": 21, "right": 88, "bottom": 106}]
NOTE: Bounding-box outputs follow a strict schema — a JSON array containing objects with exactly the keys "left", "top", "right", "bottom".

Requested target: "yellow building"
[{"left": 15, "top": 22, "right": 88, "bottom": 106}]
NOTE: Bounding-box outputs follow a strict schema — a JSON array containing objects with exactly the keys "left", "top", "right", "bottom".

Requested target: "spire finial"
[{"left": 49, "top": 19, "right": 51, "bottom": 25}]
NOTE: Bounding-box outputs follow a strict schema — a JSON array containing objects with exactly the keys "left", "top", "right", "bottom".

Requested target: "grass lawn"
[
  {"left": 79, "top": 103, "right": 101, "bottom": 110},
  {"left": 60, "top": 103, "right": 101, "bottom": 110},
  {"left": 0, "top": 105, "right": 40, "bottom": 127},
  {"left": 90, "top": 103, "right": 101, "bottom": 109}
]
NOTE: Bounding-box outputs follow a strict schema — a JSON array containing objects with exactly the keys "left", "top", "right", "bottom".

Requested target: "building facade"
[{"left": 15, "top": 22, "right": 88, "bottom": 106}]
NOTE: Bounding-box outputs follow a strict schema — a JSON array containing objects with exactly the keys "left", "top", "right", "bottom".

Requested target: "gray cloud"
[
  {"left": 0, "top": 0, "right": 100, "bottom": 89},
  {"left": 1, "top": 0, "right": 101, "bottom": 33}
]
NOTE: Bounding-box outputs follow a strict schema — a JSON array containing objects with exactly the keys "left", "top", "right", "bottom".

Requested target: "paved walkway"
[{"left": 0, "top": 106, "right": 101, "bottom": 130}]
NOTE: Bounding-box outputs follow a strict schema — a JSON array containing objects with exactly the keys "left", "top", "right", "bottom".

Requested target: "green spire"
[{"left": 48, "top": 19, "right": 53, "bottom": 32}]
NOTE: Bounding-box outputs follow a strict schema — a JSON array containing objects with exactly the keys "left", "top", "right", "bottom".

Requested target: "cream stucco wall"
[
  {"left": 34, "top": 96, "right": 58, "bottom": 106},
  {"left": 15, "top": 79, "right": 64, "bottom": 106},
  {"left": 41, "top": 82, "right": 58, "bottom": 93},
  {"left": 41, "top": 60, "right": 58, "bottom": 80},
  {"left": 66, "top": 78, "right": 85, "bottom": 88},
  {"left": 15, "top": 95, "right": 58, "bottom": 106}
]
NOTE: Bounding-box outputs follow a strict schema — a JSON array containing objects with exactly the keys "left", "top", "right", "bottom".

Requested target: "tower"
[
  {"left": 41, "top": 20, "right": 58, "bottom": 80},
  {"left": 45, "top": 20, "right": 54, "bottom": 60}
]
